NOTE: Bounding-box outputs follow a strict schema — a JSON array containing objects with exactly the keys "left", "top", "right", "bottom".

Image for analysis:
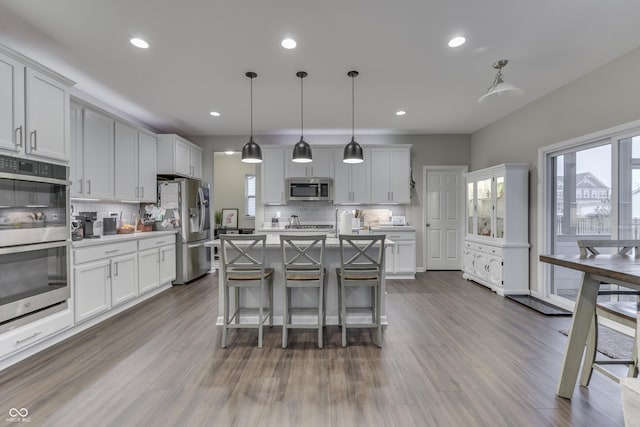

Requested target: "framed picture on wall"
[{"left": 221, "top": 208, "right": 238, "bottom": 228}]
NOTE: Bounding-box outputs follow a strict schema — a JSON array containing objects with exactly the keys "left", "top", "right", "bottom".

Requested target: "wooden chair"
[
  {"left": 336, "top": 234, "right": 385, "bottom": 347},
  {"left": 621, "top": 314, "right": 640, "bottom": 427},
  {"left": 280, "top": 234, "right": 326, "bottom": 348},
  {"left": 576, "top": 240, "right": 640, "bottom": 386},
  {"left": 220, "top": 234, "right": 274, "bottom": 348}
]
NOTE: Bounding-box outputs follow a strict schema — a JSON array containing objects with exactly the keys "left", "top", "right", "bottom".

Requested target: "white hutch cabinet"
[{"left": 462, "top": 163, "right": 529, "bottom": 295}]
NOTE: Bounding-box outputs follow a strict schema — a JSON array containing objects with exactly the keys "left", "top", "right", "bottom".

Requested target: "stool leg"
[
  {"left": 318, "top": 284, "right": 323, "bottom": 349},
  {"left": 269, "top": 277, "right": 274, "bottom": 327},
  {"left": 258, "top": 280, "right": 264, "bottom": 349},
  {"left": 628, "top": 331, "right": 638, "bottom": 378},
  {"left": 283, "top": 286, "right": 288, "bottom": 348},
  {"left": 341, "top": 281, "right": 347, "bottom": 348},
  {"left": 580, "top": 314, "right": 598, "bottom": 387},
  {"left": 375, "top": 284, "right": 382, "bottom": 347},
  {"left": 222, "top": 282, "right": 229, "bottom": 348}
]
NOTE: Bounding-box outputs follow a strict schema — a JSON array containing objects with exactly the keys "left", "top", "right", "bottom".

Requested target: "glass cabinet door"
[
  {"left": 495, "top": 176, "right": 505, "bottom": 238},
  {"left": 467, "top": 182, "right": 474, "bottom": 235},
  {"left": 476, "top": 178, "right": 492, "bottom": 237}
]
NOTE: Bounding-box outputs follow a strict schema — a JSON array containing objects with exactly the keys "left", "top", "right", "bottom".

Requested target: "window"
[
  {"left": 576, "top": 189, "right": 582, "bottom": 198},
  {"left": 591, "top": 189, "right": 598, "bottom": 198},
  {"left": 245, "top": 174, "right": 256, "bottom": 217}
]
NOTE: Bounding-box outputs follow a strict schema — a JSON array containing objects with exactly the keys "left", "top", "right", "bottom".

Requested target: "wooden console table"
[{"left": 539, "top": 253, "right": 640, "bottom": 398}]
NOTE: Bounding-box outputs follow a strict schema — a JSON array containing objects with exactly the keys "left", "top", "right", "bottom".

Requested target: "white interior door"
[{"left": 424, "top": 166, "right": 467, "bottom": 270}]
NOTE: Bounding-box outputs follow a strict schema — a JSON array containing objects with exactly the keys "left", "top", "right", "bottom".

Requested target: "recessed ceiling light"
[
  {"left": 225, "top": 151, "right": 234, "bottom": 155},
  {"left": 395, "top": 110, "right": 407, "bottom": 116},
  {"left": 281, "top": 38, "right": 297, "bottom": 49},
  {"left": 210, "top": 111, "right": 221, "bottom": 117},
  {"left": 448, "top": 36, "right": 466, "bottom": 48},
  {"left": 129, "top": 37, "right": 149, "bottom": 49}
]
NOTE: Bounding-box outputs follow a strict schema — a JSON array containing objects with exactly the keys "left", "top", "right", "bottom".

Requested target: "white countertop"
[
  {"left": 206, "top": 235, "right": 396, "bottom": 248},
  {"left": 370, "top": 225, "right": 416, "bottom": 231},
  {"left": 72, "top": 230, "right": 178, "bottom": 248}
]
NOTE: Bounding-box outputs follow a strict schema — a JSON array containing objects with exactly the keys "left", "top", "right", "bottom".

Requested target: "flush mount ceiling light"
[
  {"left": 292, "top": 71, "right": 312, "bottom": 164},
  {"left": 343, "top": 70, "right": 364, "bottom": 164},
  {"left": 448, "top": 36, "right": 466, "bottom": 48},
  {"left": 129, "top": 37, "right": 149, "bottom": 49},
  {"left": 281, "top": 38, "right": 297, "bottom": 49},
  {"left": 395, "top": 110, "right": 407, "bottom": 116},
  {"left": 210, "top": 111, "right": 220, "bottom": 117},
  {"left": 225, "top": 150, "right": 234, "bottom": 155},
  {"left": 241, "top": 71, "right": 262, "bottom": 163},
  {"left": 478, "top": 59, "right": 524, "bottom": 104}
]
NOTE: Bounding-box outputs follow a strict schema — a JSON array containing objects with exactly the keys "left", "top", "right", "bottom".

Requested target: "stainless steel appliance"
[
  {"left": 158, "top": 178, "right": 210, "bottom": 284},
  {"left": 286, "top": 177, "right": 333, "bottom": 202},
  {"left": 0, "top": 154, "right": 70, "bottom": 331},
  {"left": 77, "top": 211, "right": 98, "bottom": 238}
]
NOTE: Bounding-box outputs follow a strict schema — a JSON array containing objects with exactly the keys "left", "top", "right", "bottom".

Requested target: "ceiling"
[{"left": 1, "top": 0, "right": 639, "bottom": 138}]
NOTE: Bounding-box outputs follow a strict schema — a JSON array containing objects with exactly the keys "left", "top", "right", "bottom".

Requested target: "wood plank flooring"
[{"left": 0, "top": 271, "right": 626, "bottom": 426}]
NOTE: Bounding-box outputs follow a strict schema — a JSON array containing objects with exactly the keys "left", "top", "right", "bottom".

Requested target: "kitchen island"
[{"left": 205, "top": 235, "right": 395, "bottom": 326}]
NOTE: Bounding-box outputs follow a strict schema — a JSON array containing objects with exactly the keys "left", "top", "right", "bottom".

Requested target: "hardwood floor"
[{"left": 0, "top": 271, "right": 625, "bottom": 426}]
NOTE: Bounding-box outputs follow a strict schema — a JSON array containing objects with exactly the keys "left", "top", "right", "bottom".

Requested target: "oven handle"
[
  {"left": 0, "top": 171, "right": 70, "bottom": 186},
  {"left": 0, "top": 240, "right": 69, "bottom": 256}
]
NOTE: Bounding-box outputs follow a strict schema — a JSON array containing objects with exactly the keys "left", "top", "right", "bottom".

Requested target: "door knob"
[{"left": 426, "top": 223, "right": 431, "bottom": 227}]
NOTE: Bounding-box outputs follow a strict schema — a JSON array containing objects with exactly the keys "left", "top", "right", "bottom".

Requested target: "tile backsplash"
[
  {"left": 263, "top": 202, "right": 405, "bottom": 226},
  {"left": 71, "top": 201, "right": 150, "bottom": 234}
]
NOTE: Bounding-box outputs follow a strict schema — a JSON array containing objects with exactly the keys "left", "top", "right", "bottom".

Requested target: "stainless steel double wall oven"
[{"left": 0, "top": 154, "right": 70, "bottom": 332}]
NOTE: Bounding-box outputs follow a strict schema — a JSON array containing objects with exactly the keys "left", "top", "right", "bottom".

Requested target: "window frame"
[{"left": 245, "top": 173, "right": 256, "bottom": 218}]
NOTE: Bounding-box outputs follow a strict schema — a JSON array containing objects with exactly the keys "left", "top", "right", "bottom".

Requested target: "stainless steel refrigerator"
[{"left": 158, "top": 178, "right": 210, "bottom": 284}]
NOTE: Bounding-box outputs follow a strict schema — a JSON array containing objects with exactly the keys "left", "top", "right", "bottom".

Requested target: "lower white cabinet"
[
  {"left": 138, "top": 236, "right": 176, "bottom": 294},
  {"left": 0, "top": 309, "right": 73, "bottom": 359},
  {"left": 462, "top": 239, "right": 527, "bottom": 295},
  {"left": 110, "top": 253, "right": 138, "bottom": 306},
  {"left": 378, "top": 229, "right": 416, "bottom": 278},
  {"left": 74, "top": 259, "right": 111, "bottom": 322}
]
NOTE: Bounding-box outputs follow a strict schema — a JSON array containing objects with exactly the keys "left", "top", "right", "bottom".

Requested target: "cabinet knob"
[{"left": 426, "top": 223, "right": 431, "bottom": 227}]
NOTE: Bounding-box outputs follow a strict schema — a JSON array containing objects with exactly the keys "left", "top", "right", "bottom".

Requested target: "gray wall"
[
  {"left": 190, "top": 133, "right": 470, "bottom": 269},
  {"left": 212, "top": 152, "right": 256, "bottom": 229},
  {"left": 470, "top": 46, "right": 640, "bottom": 294}
]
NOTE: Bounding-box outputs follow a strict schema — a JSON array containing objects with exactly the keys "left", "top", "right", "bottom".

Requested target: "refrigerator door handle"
[
  {"left": 197, "top": 187, "right": 206, "bottom": 233},
  {"left": 187, "top": 241, "right": 206, "bottom": 249}
]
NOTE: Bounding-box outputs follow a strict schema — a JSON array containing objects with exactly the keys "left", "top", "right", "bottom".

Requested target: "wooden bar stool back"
[
  {"left": 220, "top": 234, "right": 274, "bottom": 348},
  {"left": 336, "top": 234, "right": 385, "bottom": 347},
  {"left": 576, "top": 240, "right": 640, "bottom": 386},
  {"left": 280, "top": 234, "right": 327, "bottom": 348}
]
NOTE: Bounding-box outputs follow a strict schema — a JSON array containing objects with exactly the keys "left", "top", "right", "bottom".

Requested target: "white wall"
[
  {"left": 189, "top": 133, "right": 470, "bottom": 269},
  {"left": 212, "top": 152, "right": 256, "bottom": 229},
  {"left": 470, "top": 46, "right": 640, "bottom": 294}
]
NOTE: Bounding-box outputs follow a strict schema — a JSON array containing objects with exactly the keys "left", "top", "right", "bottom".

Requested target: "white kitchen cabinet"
[
  {"left": 74, "top": 259, "right": 111, "bottom": 323},
  {"left": 114, "top": 123, "right": 157, "bottom": 202},
  {"left": 70, "top": 105, "right": 114, "bottom": 200},
  {"left": 375, "top": 228, "right": 416, "bottom": 278},
  {"left": 138, "top": 235, "right": 176, "bottom": 294},
  {"left": 157, "top": 134, "right": 202, "bottom": 179},
  {"left": 0, "top": 48, "right": 73, "bottom": 162},
  {"left": 463, "top": 164, "right": 529, "bottom": 295},
  {"left": 370, "top": 147, "right": 411, "bottom": 203},
  {"left": 0, "top": 308, "right": 73, "bottom": 359},
  {"left": 260, "top": 147, "right": 286, "bottom": 204},
  {"left": 286, "top": 148, "right": 334, "bottom": 178},
  {"left": 110, "top": 253, "right": 138, "bottom": 306},
  {"left": 333, "top": 148, "right": 371, "bottom": 204},
  {"left": 73, "top": 240, "right": 138, "bottom": 322}
]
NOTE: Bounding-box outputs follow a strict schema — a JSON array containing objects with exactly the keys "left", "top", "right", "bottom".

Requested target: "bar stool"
[
  {"left": 336, "top": 234, "right": 385, "bottom": 347},
  {"left": 280, "top": 234, "right": 326, "bottom": 348},
  {"left": 220, "top": 234, "right": 274, "bottom": 348}
]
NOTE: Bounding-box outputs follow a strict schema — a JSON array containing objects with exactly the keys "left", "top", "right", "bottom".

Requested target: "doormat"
[
  {"left": 559, "top": 326, "right": 634, "bottom": 360},
  {"left": 506, "top": 295, "right": 572, "bottom": 316}
]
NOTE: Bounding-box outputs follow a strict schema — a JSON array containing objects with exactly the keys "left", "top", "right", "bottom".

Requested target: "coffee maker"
[{"left": 77, "top": 211, "right": 99, "bottom": 238}]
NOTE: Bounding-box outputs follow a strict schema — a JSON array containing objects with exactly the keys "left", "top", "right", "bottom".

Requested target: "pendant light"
[
  {"left": 478, "top": 59, "right": 523, "bottom": 104},
  {"left": 241, "top": 71, "right": 262, "bottom": 163},
  {"left": 343, "top": 70, "right": 364, "bottom": 164},
  {"left": 292, "top": 71, "right": 312, "bottom": 163}
]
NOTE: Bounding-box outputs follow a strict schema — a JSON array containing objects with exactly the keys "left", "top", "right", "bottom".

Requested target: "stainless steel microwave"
[{"left": 286, "top": 178, "right": 333, "bottom": 202}]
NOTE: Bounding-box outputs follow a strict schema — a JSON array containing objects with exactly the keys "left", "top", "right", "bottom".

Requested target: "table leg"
[{"left": 557, "top": 272, "right": 600, "bottom": 398}]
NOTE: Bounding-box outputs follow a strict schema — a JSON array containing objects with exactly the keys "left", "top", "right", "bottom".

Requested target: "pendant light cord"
[
  {"left": 300, "top": 74, "right": 304, "bottom": 139},
  {"left": 351, "top": 74, "right": 355, "bottom": 138},
  {"left": 250, "top": 76, "right": 253, "bottom": 139}
]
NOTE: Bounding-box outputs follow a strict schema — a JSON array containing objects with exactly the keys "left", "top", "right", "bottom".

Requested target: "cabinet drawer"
[
  {"left": 385, "top": 232, "right": 416, "bottom": 241},
  {"left": 138, "top": 235, "right": 176, "bottom": 251},
  {"left": 74, "top": 241, "right": 138, "bottom": 265},
  {"left": 473, "top": 243, "right": 502, "bottom": 257},
  {"left": 0, "top": 309, "right": 73, "bottom": 357}
]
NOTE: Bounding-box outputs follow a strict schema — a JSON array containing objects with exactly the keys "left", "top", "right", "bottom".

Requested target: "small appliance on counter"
[
  {"left": 103, "top": 217, "right": 117, "bottom": 235},
  {"left": 77, "top": 211, "right": 99, "bottom": 238},
  {"left": 71, "top": 219, "right": 83, "bottom": 241},
  {"left": 392, "top": 216, "right": 407, "bottom": 226}
]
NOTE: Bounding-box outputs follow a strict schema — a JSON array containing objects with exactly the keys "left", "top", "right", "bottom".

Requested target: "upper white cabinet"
[
  {"left": 370, "top": 147, "right": 411, "bottom": 204},
  {"left": 463, "top": 163, "right": 529, "bottom": 295},
  {"left": 70, "top": 104, "right": 114, "bottom": 200},
  {"left": 286, "top": 148, "right": 334, "bottom": 178},
  {"left": 261, "top": 147, "right": 286, "bottom": 204},
  {"left": 157, "top": 134, "right": 203, "bottom": 179},
  {"left": 114, "top": 122, "right": 157, "bottom": 202},
  {"left": 0, "top": 47, "right": 73, "bottom": 162},
  {"left": 333, "top": 148, "right": 371, "bottom": 204}
]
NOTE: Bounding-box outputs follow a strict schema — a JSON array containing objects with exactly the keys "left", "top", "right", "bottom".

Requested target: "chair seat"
[
  {"left": 227, "top": 268, "right": 274, "bottom": 281},
  {"left": 597, "top": 301, "right": 639, "bottom": 322},
  {"left": 286, "top": 273, "right": 321, "bottom": 281},
  {"left": 336, "top": 268, "right": 379, "bottom": 281}
]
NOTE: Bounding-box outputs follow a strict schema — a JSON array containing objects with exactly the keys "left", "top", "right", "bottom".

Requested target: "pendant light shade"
[
  {"left": 343, "top": 70, "right": 363, "bottom": 164},
  {"left": 292, "top": 71, "right": 312, "bottom": 163},
  {"left": 478, "top": 59, "right": 523, "bottom": 104},
  {"left": 241, "top": 71, "right": 262, "bottom": 163}
]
